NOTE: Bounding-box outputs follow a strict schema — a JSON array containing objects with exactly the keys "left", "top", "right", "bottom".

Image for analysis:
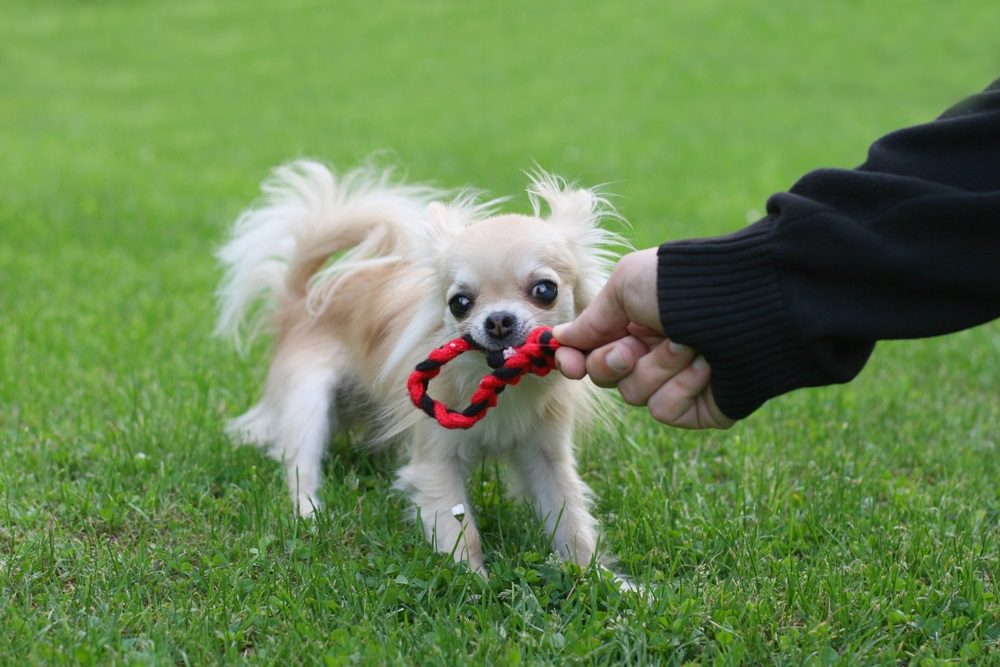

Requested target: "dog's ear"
[
  {"left": 527, "top": 173, "right": 599, "bottom": 233},
  {"left": 411, "top": 201, "right": 465, "bottom": 271},
  {"left": 527, "top": 170, "right": 625, "bottom": 311}
]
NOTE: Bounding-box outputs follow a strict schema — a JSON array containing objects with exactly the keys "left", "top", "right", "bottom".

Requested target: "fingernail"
[
  {"left": 692, "top": 355, "right": 708, "bottom": 371},
  {"left": 606, "top": 347, "right": 627, "bottom": 373},
  {"left": 552, "top": 323, "right": 567, "bottom": 340},
  {"left": 667, "top": 340, "right": 690, "bottom": 355}
]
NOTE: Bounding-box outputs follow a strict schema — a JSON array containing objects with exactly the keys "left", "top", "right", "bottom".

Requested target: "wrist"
[{"left": 617, "top": 248, "right": 662, "bottom": 334}]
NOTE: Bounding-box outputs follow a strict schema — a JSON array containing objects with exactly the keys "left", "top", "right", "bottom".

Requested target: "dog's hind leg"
[{"left": 272, "top": 362, "right": 340, "bottom": 517}]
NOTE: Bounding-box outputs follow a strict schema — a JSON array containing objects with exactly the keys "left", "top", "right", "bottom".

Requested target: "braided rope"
[{"left": 407, "top": 326, "right": 561, "bottom": 429}]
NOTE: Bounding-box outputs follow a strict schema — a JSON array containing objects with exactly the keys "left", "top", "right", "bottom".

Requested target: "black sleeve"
[{"left": 657, "top": 79, "right": 1000, "bottom": 420}]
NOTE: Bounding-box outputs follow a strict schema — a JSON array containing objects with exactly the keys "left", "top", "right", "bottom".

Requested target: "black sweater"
[{"left": 658, "top": 79, "right": 1000, "bottom": 420}]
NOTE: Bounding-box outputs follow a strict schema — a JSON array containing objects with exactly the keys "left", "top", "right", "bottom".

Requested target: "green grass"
[{"left": 2, "top": 0, "right": 998, "bottom": 663}]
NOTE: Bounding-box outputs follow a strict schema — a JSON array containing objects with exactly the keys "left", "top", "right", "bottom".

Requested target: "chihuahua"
[{"left": 216, "top": 160, "right": 623, "bottom": 575}]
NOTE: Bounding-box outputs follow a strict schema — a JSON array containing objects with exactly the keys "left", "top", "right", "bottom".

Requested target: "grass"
[{"left": 1, "top": 0, "right": 998, "bottom": 663}]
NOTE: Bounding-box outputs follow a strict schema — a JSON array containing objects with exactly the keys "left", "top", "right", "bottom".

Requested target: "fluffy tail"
[{"left": 214, "top": 160, "right": 446, "bottom": 353}]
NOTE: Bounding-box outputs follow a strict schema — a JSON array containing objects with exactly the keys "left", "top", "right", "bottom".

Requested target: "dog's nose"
[{"left": 484, "top": 311, "right": 517, "bottom": 340}]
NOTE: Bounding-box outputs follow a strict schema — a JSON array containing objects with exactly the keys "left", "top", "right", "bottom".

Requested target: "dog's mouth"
[
  {"left": 481, "top": 349, "right": 504, "bottom": 369},
  {"left": 466, "top": 332, "right": 528, "bottom": 368}
]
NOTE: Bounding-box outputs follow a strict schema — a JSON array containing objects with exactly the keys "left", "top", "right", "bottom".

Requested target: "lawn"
[{"left": 1, "top": 1, "right": 998, "bottom": 664}]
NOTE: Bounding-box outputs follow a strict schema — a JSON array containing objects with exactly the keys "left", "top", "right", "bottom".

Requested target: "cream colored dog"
[{"left": 216, "top": 161, "right": 622, "bottom": 575}]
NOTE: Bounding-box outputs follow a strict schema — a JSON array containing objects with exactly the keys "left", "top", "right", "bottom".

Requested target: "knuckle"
[
  {"left": 651, "top": 343, "right": 681, "bottom": 369},
  {"left": 674, "top": 366, "right": 709, "bottom": 395},
  {"left": 647, "top": 394, "right": 680, "bottom": 424},
  {"left": 617, "top": 382, "right": 644, "bottom": 406},
  {"left": 586, "top": 357, "right": 620, "bottom": 388},
  {"left": 640, "top": 342, "right": 686, "bottom": 377}
]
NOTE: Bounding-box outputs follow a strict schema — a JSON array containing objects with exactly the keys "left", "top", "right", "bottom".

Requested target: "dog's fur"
[{"left": 215, "top": 160, "right": 622, "bottom": 574}]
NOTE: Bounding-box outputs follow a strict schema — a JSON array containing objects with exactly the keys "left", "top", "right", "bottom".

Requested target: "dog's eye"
[
  {"left": 448, "top": 294, "right": 474, "bottom": 318},
  {"left": 530, "top": 280, "right": 558, "bottom": 304}
]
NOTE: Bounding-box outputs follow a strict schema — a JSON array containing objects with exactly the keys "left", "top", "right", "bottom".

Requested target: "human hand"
[{"left": 553, "top": 248, "right": 734, "bottom": 429}]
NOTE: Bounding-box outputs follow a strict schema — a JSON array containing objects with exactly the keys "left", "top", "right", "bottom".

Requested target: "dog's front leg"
[
  {"left": 395, "top": 431, "right": 485, "bottom": 574},
  {"left": 510, "top": 421, "right": 598, "bottom": 567}
]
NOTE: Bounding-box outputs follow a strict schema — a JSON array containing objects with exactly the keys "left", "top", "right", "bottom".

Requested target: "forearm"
[{"left": 658, "top": 79, "right": 1000, "bottom": 420}]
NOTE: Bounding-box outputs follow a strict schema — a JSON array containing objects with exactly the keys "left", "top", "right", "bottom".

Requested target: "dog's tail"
[{"left": 214, "top": 160, "right": 446, "bottom": 353}]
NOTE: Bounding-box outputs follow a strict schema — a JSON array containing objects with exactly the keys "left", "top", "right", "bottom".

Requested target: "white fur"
[{"left": 216, "top": 160, "right": 627, "bottom": 577}]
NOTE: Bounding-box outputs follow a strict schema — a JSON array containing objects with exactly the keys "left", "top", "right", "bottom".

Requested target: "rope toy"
[{"left": 407, "top": 326, "right": 561, "bottom": 429}]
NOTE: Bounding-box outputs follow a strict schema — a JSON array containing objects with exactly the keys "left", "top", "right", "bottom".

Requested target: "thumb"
[
  {"left": 553, "top": 279, "right": 630, "bottom": 351},
  {"left": 554, "top": 248, "right": 661, "bottom": 351}
]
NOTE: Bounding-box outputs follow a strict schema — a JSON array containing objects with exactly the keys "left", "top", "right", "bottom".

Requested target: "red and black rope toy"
[{"left": 407, "top": 326, "right": 561, "bottom": 429}]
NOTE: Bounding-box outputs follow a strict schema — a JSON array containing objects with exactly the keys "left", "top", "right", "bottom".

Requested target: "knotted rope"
[{"left": 407, "top": 326, "right": 561, "bottom": 429}]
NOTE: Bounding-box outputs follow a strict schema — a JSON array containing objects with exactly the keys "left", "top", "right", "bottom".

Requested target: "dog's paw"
[
  {"left": 226, "top": 404, "right": 275, "bottom": 449},
  {"left": 599, "top": 565, "right": 645, "bottom": 595},
  {"left": 294, "top": 491, "right": 321, "bottom": 518},
  {"left": 613, "top": 573, "right": 643, "bottom": 594}
]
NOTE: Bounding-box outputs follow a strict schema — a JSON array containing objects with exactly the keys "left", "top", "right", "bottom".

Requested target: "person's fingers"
[
  {"left": 625, "top": 323, "right": 661, "bottom": 340},
  {"left": 644, "top": 355, "right": 713, "bottom": 426},
  {"left": 616, "top": 339, "right": 697, "bottom": 406},
  {"left": 554, "top": 346, "right": 587, "bottom": 380},
  {"left": 552, "top": 282, "right": 631, "bottom": 352},
  {"left": 644, "top": 356, "right": 734, "bottom": 429},
  {"left": 701, "top": 384, "right": 736, "bottom": 430},
  {"left": 642, "top": 356, "right": 736, "bottom": 429},
  {"left": 584, "top": 336, "right": 649, "bottom": 388}
]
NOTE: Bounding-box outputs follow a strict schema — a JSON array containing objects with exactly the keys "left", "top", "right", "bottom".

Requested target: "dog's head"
[{"left": 417, "top": 172, "right": 622, "bottom": 353}]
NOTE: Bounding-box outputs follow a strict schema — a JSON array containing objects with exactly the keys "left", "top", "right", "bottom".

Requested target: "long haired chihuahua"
[{"left": 215, "top": 161, "right": 622, "bottom": 576}]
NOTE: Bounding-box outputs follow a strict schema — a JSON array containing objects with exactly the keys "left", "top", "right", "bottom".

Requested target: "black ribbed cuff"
[{"left": 657, "top": 218, "right": 830, "bottom": 420}]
